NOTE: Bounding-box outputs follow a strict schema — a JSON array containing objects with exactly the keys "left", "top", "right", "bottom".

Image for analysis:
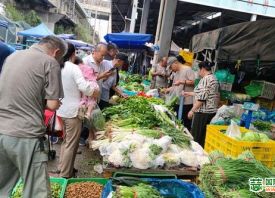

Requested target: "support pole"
[
  {"left": 130, "top": 0, "right": 138, "bottom": 33},
  {"left": 156, "top": 0, "right": 177, "bottom": 59},
  {"left": 139, "top": 0, "right": 150, "bottom": 33},
  {"left": 250, "top": 14, "right": 257, "bottom": 21},
  {"left": 93, "top": 9, "right": 98, "bottom": 44},
  {"left": 153, "top": 0, "right": 165, "bottom": 64}
]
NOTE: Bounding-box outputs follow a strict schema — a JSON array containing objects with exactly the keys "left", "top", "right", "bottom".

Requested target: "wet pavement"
[{"left": 48, "top": 141, "right": 102, "bottom": 178}]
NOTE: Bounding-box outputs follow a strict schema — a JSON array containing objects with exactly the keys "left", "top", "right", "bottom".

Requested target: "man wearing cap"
[
  {"left": 163, "top": 56, "right": 195, "bottom": 130},
  {"left": 99, "top": 53, "right": 128, "bottom": 109}
]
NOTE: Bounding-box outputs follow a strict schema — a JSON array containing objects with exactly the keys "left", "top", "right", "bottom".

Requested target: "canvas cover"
[{"left": 191, "top": 19, "right": 275, "bottom": 62}]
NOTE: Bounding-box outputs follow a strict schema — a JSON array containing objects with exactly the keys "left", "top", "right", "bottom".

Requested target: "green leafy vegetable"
[{"left": 114, "top": 183, "right": 163, "bottom": 198}]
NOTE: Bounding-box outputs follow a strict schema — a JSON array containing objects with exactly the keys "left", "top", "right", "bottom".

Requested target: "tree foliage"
[{"left": 5, "top": 4, "right": 41, "bottom": 26}]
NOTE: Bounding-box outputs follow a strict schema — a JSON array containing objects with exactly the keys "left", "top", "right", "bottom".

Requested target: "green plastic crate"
[
  {"left": 67, "top": 178, "right": 108, "bottom": 186},
  {"left": 10, "top": 177, "right": 67, "bottom": 198},
  {"left": 113, "top": 172, "right": 177, "bottom": 179}
]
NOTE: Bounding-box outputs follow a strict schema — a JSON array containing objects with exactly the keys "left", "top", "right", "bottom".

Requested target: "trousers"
[
  {"left": 0, "top": 134, "right": 50, "bottom": 198},
  {"left": 58, "top": 117, "right": 82, "bottom": 178}
]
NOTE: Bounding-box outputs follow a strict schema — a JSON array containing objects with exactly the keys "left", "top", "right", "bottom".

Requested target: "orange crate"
[{"left": 205, "top": 125, "right": 275, "bottom": 168}]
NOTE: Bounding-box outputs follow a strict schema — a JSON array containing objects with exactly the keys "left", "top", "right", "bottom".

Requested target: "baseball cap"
[
  {"left": 116, "top": 52, "right": 128, "bottom": 64},
  {"left": 166, "top": 56, "right": 178, "bottom": 70}
]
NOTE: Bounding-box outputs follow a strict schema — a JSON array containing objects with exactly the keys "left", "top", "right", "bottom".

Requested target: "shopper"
[
  {"left": 99, "top": 52, "right": 128, "bottom": 109},
  {"left": 0, "top": 36, "right": 67, "bottom": 198},
  {"left": 57, "top": 43, "right": 99, "bottom": 178},
  {"left": 164, "top": 56, "right": 195, "bottom": 130},
  {"left": 105, "top": 42, "right": 118, "bottom": 61},
  {"left": 83, "top": 43, "right": 113, "bottom": 99},
  {"left": 151, "top": 57, "right": 168, "bottom": 89},
  {"left": 184, "top": 61, "right": 220, "bottom": 147}
]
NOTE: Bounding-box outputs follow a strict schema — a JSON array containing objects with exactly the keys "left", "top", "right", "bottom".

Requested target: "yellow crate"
[{"left": 205, "top": 125, "right": 275, "bottom": 168}]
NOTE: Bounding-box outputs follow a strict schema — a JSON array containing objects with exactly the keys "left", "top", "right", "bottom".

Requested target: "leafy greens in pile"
[{"left": 103, "top": 96, "right": 191, "bottom": 148}]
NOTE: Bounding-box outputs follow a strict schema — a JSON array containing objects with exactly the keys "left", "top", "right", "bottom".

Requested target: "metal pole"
[
  {"left": 93, "top": 9, "right": 98, "bottom": 44},
  {"left": 153, "top": 0, "right": 165, "bottom": 64},
  {"left": 130, "top": 0, "right": 138, "bottom": 33}
]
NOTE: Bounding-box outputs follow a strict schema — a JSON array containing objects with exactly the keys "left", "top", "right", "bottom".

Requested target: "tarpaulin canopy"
[
  {"left": 57, "top": 34, "right": 76, "bottom": 39},
  {"left": 17, "top": 23, "right": 54, "bottom": 38},
  {"left": 191, "top": 19, "right": 275, "bottom": 62},
  {"left": 66, "top": 39, "right": 93, "bottom": 48},
  {"left": 104, "top": 32, "right": 153, "bottom": 49}
]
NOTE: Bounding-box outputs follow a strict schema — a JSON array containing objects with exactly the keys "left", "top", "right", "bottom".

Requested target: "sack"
[{"left": 90, "top": 104, "right": 105, "bottom": 131}]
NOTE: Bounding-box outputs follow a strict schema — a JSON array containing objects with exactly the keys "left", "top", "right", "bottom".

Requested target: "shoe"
[{"left": 79, "top": 138, "right": 86, "bottom": 146}]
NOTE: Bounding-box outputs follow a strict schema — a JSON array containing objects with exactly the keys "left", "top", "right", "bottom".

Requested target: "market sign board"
[{"left": 179, "top": 0, "right": 275, "bottom": 18}]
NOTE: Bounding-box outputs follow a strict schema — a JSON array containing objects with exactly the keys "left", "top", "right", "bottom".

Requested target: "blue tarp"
[
  {"left": 66, "top": 39, "right": 93, "bottom": 48},
  {"left": 17, "top": 23, "right": 54, "bottom": 38},
  {"left": 57, "top": 34, "right": 76, "bottom": 39},
  {"left": 104, "top": 32, "right": 153, "bottom": 49}
]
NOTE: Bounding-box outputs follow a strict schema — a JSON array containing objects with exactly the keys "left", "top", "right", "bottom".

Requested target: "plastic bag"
[
  {"left": 162, "top": 153, "right": 181, "bottom": 168},
  {"left": 226, "top": 120, "right": 241, "bottom": 138},
  {"left": 90, "top": 104, "right": 105, "bottom": 131},
  {"left": 211, "top": 105, "right": 235, "bottom": 125},
  {"left": 179, "top": 150, "right": 199, "bottom": 167},
  {"left": 165, "top": 88, "right": 180, "bottom": 107},
  {"left": 130, "top": 146, "right": 153, "bottom": 169},
  {"left": 146, "top": 89, "right": 159, "bottom": 97}
]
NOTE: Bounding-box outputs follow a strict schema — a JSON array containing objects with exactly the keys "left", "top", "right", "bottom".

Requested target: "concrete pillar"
[
  {"left": 250, "top": 14, "right": 257, "bottom": 21},
  {"left": 130, "top": 0, "right": 138, "bottom": 33},
  {"left": 139, "top": 0, "right": 150, "bottom": 33},
  {"left": 108, "top": 14, "right": 112, "bottom": 33},
  {"left": 154, "top": 0, "right": 177, "bottom": 61},
  {"left": 39, "top": 12, "right": 64, "bottom": 32}
]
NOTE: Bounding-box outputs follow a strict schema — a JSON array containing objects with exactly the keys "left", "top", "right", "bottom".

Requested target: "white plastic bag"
[
  {"left": 162, "top": 153, "right": 181, "bottom": 168},
  {"left": 179, "top": 149, "right": 199, "bottom": 167},
  {"left": 90, "top": 104, "right": 105, "bottom": 131},
  {"left": 130, "top": 146, "right": 153, "bottom": 169},
  {"left": 146, "top": 89, "right": 159, "bottom": 97},
  {"left": 226, "top": 120, "right": 241, "bottom": 138}
]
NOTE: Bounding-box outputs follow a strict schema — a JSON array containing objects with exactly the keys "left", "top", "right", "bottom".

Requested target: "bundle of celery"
[
  {"left": 113, "top": 183, "right": 163, "bottom": 198},
  {"left": 199, "top": 151, "right": 274, "bottom": 198}
]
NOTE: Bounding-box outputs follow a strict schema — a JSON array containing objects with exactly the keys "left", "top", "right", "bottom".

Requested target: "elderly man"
[
  {"left": 151, "top": 57, "right": 168, "bottom": 89},
  {"left": 0, "top": 36, "right": 67, "bottom": 197},
  {"left": 163, "top": 57, "right": 195, "bottom": 130},
  {"left": 83, "top": 43, "right": 113, "bottom": 96}
]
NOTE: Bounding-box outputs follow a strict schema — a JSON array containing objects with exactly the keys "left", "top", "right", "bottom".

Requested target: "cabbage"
[{"left": 239, "top": 132, "right": 270, "bottom": 142}]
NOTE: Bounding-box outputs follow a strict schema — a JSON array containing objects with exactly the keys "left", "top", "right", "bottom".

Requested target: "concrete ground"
[{"left": 48, "top": 142, "right": 103, "bottom": 178}]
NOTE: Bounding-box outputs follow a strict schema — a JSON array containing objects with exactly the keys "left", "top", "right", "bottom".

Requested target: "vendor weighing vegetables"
[{"left": 183, "top": 61, "right": 219, "bottom": 147}]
